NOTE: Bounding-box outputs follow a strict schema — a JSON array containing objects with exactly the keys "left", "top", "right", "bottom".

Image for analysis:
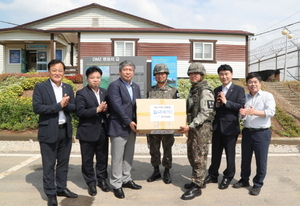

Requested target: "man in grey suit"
[
  {"left": 107, "top": 60, "right": 142, "bottom": 199},
  {"left": 33, "top": 59, "right": 78, "bottom": 206}
]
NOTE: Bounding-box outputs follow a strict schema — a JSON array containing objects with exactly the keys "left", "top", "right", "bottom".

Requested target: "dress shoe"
[
  {"left": 250, "top": 185, "right": 261, "bottom": 196},
  {"left": 47, "top": 195, "right": 57, "bottom": 206},
  {"left": 113, "top": 188, "right": 125, "bottom": 199},
  {"left": 122, "top": 180, "right": 142, "bottom": 189},
  {"left": 88, "top": 186, "right": 97, "bottom": 196},
  {"left": 233, "top": 179, "right": 250, "bottom": 188},
  {"left": 147, "top": 166, "right": 161, "bottom": 182},
  {"left": 218, "top": 178, "right": 231, "bottom": 189},
  {"left": 163, "top": 168, "right": 172, "bottom": 184},
  {"left": 56, "top": 188, "right": 78, "bottom": 198},
  {"left": 181, "top": 185, "right": 202, "bottom": 200},
  {"left": 204, "top": 175, "right": 218, "bottom": 184},
  {"left": 184, "top": 182, "right": 206, "bottom": 189},
  {"left": 98, "top": 179, "right": 110, "bottom": 192}
]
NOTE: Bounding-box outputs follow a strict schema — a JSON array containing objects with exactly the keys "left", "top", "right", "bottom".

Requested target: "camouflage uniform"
[
  {"left": 147, "top": 83, "right": 179, "bottom": 169},
  {"left": 187, "top": 80, "right": 215, "bottom": 187}
]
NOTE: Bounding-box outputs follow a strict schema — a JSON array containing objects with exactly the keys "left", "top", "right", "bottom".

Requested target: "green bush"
[
  {"left": 274, "top": 107, "right": 300, "bottom": 137},
  {"left": 0, "top": 97, "right": 38, "bottom": 131},
  {"left": 21, "top": 77, "right": 76, "bottom": 91},
  {"left": 21, "top": 77, "right": 48, "bottom": 90},
  {"left": 5, "top": 85, "right": 24, "bottom": 96},
  {"left": 177, "top": 75, "right": 221, "bottom": 99}
]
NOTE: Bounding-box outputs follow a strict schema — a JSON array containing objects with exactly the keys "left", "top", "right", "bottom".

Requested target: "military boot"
[
  {"left": 147, "top": 166, "right": 161, "bottom": 182},
  {"left": 181, "top": 184, "right": 202, "bottom": 200},
  {"left": 163, "top": 168, "right": 172, "bottom": 184}
]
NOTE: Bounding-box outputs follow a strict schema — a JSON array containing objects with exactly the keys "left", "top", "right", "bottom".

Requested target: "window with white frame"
[
  {"left": 194, "top": 42, "right": 213, "bottom": 60},
  {"left": 190, "top": 40, "right": 216, "bottom": 62},
  {"left": 114, "top": 41, "right": 135, "bottom": 56}
]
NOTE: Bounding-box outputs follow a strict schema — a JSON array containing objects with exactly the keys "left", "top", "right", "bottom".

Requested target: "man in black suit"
[
  {"left": 33, "top": 59, "right": 78, "bottom": 206},
  {"left": 75, "top": 66, "right": 109, "bottom": 196},
  {"left": 205, "top": 64, "right": 245, "bottom": 189},
  {"left": 107, "top": 60, "right": 142, "bottom": 199}
]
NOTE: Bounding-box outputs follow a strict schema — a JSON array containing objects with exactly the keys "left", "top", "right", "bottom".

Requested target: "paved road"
[{"left": 1, "top": 144, "right": 300, "bottom": 206}]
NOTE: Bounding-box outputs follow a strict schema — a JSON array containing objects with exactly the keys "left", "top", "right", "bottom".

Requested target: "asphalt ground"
[{"left": 0, "top": 140, "right": 300, "bottom": 206}]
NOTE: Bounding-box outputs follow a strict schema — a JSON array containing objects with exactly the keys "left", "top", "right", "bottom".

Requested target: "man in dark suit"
[
  {"left": 205, "top": 64, "right": 245, "bottom": 190},
  {"left": 75, "top": 66, "right": 109, "bottom": 196},
  {"left": 33, "top": 59, "right": 78, "bottom": 206},
  {"left": 107, "top": 60, "right": 142, "bottom": 199}
]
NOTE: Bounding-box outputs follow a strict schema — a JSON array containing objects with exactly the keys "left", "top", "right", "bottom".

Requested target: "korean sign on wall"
[{"left": 83, "top": 56, "right": 147, "bottom": 98}]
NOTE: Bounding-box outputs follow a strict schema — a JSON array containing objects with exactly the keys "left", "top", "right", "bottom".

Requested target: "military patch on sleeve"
[{"left": 207, "top": 100, "right": 214, "bottom": 109}]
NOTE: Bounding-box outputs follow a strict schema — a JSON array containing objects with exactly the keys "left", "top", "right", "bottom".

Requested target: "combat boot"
[
  {"left": 181, "top": 184, "right": 202, "bottom": 200},
  {"left": 163, "top": 168, "right": 171, "bottom": 184},
  {"left": 147, "top": 166, "right": 161, "bottom": 182}
]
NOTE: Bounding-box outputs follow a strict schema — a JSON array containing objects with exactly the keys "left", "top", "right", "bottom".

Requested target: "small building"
[{"left": 0, "top": 3, "right": 253, "bottom": 78}]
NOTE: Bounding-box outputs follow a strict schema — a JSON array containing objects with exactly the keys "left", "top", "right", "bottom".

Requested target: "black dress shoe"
[
  {"left": 47, "top": 195, "right": 57, "bottom": 206},
  {"left": 88, "top": 186, "right": 97, "bottom": 196},
  {"left": 250, "top": 185, "right": 261, "bottom": 196},
  {"left": 147, "top": 168, "right": 161, "bottom": 182},
  {"left": 184, "top": 182, "right": 206, "bottom": 189},
  {"left": 113, "top": 188, "right": 125, "bottom": 199},
  {"left": 204, "top": 175, "right": 218, "bottom": 184},
  {"left": 163, "top": 168, "right": 172, "bottom": 184},
  {"left": 57, "top": 188, "right": 78, "bottom": 198},
  {"left": 181, "top": 185, "right": 202, "bottom": 200},
  {"left": 219, "top": 178, "right": 231, "bottom": 189},
  {"left": 122, "top": 180, "right": 142, "bottom": 189},
  {"left": 233, "top": 179, "right": 250, "bottom": 188},
  {"left": 98, "top": 179, "right": 110, "bottom": 192}
]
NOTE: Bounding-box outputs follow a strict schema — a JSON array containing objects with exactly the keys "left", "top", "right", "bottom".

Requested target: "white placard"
[{"left": 150, "top": 105, "right": 174, "bottom": 121}]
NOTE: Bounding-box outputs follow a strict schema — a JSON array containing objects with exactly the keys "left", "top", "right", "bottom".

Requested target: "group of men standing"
[{"left": 33, "top": 59, "right": 275, "bottom": 206}]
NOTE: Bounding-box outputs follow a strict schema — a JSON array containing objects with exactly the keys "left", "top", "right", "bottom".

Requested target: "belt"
[
  {"left": 244, "top": 127, "right": 269, "bottom": 132},
  {"left": 59, "top": 123, "right": 66, "bottom": 129}
]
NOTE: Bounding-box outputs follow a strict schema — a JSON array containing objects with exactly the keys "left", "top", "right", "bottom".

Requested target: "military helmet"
[
  {"left": 153, "top": 63, "right": 169, "bottom": 76},
  {"left": 187, "top": 62, "right": 206, "bottom": 75}
]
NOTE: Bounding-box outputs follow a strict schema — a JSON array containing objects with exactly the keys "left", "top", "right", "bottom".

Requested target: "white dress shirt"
[
  {"left": 243, "top": 90, "right": 276, "bottom": 129},
  {"left": 50, "top": 80, "right": 66, "bottom": 125}
]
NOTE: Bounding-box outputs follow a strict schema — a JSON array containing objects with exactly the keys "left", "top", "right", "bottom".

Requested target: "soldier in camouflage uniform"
[
  {"left": 179, "top": 62, "right": 215, "bottom": 200},
  {"left": 146, "top": 63, "right": 179, "bottom": 184}
]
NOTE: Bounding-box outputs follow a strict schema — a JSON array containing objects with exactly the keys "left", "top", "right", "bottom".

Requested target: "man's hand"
[
  {"left": 97, "top": 101, "right": 107, "bottom": 113},
  {"left": 217, "top": 91, "right": 226, "bottom": 106},
  {"left": 239, "top": 105, "right": 247, "bottom": 118},
  {"left": 60, "top": 94, "right": 70, "bottom": 108},
  {"left": 129, "top": 121, "right": 137, "bottom": 133},
  {"left": 179, "top": 126, "right": 190, "bottom": 134}
]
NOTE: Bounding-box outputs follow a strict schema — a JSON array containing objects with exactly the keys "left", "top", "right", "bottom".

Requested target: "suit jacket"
[
  {"left": 33, "top": 79, "right": 75, "bottom": 143},
  {"left": 107, "top": 78, "right": 141, "bottom": 137},
  {"left": 75, "top": 86, "right": 108, "bottom": 142},
  {"left": 213, "top": 83, "right": 245, "bottom": 136}
]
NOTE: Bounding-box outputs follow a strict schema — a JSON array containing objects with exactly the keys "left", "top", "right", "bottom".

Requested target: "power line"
[
  {"left": 255, "top": 20, "right": 300, "bottom": 37},
  {"left": 0, "top": 20, "right": 19, "bottom": 26}
]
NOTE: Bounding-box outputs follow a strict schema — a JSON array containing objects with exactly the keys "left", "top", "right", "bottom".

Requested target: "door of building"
[{"left": 26, "top": 50, "right": 36, "bottom": 72}]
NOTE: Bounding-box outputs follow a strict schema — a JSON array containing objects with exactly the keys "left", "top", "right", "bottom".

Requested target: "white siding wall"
[
  {"left": 0, "top": 31, "right": 50, "bottom": 41},
  {"left": 81, "top": 33, "right": 246, "bottom": 45},
  {"left": 0, "top": 45, "right": 3, "bottom": 73},
  {"left": 32, "top": 8, "right": 160, "bottom": 29},
  {"left": 82, "top": 33, "right": 247, "bottom": 78},
  {"left": 4, "top": 45, "right": 22, "bottom": 73}
]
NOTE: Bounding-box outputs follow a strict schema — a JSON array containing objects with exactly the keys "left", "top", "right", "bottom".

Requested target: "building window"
[
  {"left": 190, "top": 40, "right": 217, "bottom": 63},
  {"left": 111, "top": 39, "right": 139, "bottom": 56}
]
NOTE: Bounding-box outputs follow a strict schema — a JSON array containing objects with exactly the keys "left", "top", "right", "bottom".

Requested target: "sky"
[{"left": 1, "top": 0, "right": 300, "bottom": 50}]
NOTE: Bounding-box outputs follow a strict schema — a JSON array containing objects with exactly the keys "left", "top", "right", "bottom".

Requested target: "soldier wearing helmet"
[
  {"left": 146, "top": 63, "right": 179, "bottom": 185},
  {"left": 179, "top": 62, "right": 215, "bottom": 200}
]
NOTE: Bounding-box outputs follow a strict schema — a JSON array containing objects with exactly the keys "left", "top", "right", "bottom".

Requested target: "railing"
[{"left": 65, "top": 66, "right": 79, "bottom": 75}]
